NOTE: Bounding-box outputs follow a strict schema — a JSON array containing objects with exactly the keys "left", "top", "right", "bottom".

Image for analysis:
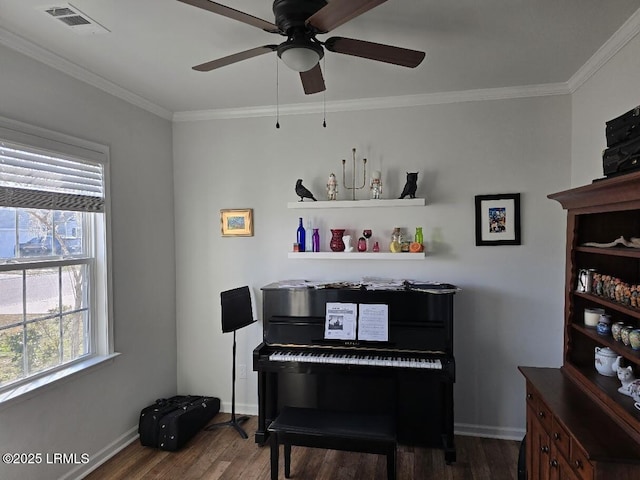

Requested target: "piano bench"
[{"left": 267, "top": 406, "right": 397, "bottom": 480}]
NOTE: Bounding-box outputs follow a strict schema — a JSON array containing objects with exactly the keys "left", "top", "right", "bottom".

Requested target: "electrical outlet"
[{"left": 238, "top": 364, "right": 247, "bottom": 379}]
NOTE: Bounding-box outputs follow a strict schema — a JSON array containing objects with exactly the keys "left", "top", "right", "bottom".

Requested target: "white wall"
[
  {"left": 173, "top": 94, "right": 571, "bottom": 438},
  {"left": 0, "top": 44, "right": 176, "bottom": 480},
  {"left": 572, "top": 32, "right": 640, "bottom": 185},
  {"left": 6, "top": 17, "right": 637, "bottom": 477}
]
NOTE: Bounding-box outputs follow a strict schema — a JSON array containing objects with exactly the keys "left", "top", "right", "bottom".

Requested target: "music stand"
[{"left": 205, "top": 286, "right": 256, "bottom": 439}]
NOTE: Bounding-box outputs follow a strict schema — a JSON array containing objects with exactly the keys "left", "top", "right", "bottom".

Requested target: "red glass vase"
[{"left": 330, "top": 229, "right": 345, "bottom": 252}]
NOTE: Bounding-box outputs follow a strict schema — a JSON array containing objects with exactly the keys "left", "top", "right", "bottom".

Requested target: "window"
[{"left": 0, "top": 117, "right": 112, "bottom": 397}]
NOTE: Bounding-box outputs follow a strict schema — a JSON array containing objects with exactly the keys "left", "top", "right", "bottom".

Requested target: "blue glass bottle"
[{"left": 296, "top": 217, "right": 306, "bottom": 252}]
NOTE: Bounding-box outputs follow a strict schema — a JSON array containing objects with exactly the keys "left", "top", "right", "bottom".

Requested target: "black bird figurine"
[
  {"left": 295, "top": 179, "right": 317, "bottom": 202},
  {"left": 399, "top": 172, "right": 418, "bottom": 199}
]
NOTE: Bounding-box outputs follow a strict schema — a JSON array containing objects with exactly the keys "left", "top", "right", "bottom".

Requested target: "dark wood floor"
[{"left": 84, "top": 415, "right": 521, "bottom": 480}]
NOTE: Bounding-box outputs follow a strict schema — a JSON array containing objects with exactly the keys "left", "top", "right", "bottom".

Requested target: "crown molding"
[
  {"left": 172, "top": 83, "right": 570, "bottom": 122},
  {"left": 3, "top": 5, "right": 640, "bottom": 123},
  {"left": 0, "top": 26, "right": 173, "bottom": 121},
  {"left": 567, "top": 7, "right": 640, "bottom": 93}
]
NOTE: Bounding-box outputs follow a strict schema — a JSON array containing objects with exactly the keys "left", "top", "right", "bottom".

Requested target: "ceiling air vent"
[{"left": 40, "top": 3, "right": 109, "bottom": 35}]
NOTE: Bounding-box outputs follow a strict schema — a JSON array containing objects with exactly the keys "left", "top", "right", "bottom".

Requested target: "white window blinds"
[{"left": 0, "top": 138, "right": 105, "bottom": 212}]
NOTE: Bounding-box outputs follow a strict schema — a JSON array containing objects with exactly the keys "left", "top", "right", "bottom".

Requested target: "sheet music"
[
  {"left": 357, "top": 304, "right": 389, "bottom": 341},
  {"left": 324, "top": 302, "right": 357, "bottom": 340}
]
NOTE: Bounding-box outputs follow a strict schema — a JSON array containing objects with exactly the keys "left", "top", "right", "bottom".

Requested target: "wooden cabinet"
[
  {"left": 520, "top": 171, "right": 640, "bottom": 480},
  {"left": 521, "top": 367, "right": 640, "bottom": 480}
]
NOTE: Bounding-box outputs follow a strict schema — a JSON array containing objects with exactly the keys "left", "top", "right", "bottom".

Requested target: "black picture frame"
[{"left": 475, "top": 193, "right": 521, "bottom": 246}]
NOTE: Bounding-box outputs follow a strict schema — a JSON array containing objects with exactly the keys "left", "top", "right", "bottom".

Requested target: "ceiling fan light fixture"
[
  {"left": 280, "top": 47, "right": 319, "bottom": 72},
  {"left": 278, "top": 38, "right": 324, "bottom": 72}
]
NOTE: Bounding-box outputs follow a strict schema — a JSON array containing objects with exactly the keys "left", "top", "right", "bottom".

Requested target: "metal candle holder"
[{"left": 341, "top": 148, "right": 367, "bottom": 201}]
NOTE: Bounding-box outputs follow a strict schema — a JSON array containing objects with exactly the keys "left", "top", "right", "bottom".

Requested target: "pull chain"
[
  {"left": 322, "top": 56, "right": 327, "bottom": 128},
  {"left": 276, "top": 56, "right": 280, "bottom": 129}
]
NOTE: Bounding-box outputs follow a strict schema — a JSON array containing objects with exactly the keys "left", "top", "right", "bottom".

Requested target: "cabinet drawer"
[
  {"left": 551, "top": 417, "right": 570, "bottom": 460},
  {"left": 570, "top": 443, "right": 593, "bottom": 479},
  {"left": 535, "top": 396, "right": 553, "bottom": 433},
  {"left": 526, "top": 384, "right": 537, "bottom": 410}
]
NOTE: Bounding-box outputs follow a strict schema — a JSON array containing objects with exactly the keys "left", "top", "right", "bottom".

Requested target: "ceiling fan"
[{"left": 177, "top": 0, "right": 426, "bottom": 95}]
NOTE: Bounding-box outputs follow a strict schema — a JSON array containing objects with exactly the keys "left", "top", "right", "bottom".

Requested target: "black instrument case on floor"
[{"left": 138, "top": 395, "right": 220, "bottom": 451}]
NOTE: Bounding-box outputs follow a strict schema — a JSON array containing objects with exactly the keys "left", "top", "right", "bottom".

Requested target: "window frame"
[{"left": 0, "top": 115, "right": 115, "bottom": 405}]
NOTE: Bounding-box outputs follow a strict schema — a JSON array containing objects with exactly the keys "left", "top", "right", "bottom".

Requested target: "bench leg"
[
  {"left": 284, "top": 443, "right": 291, "bottom": 478},
  {"left": 387, "top": 446, "right": 397, "bottom": 480},
  {"left": 270, "top": 433, "right": 279, "bottom": 480}
]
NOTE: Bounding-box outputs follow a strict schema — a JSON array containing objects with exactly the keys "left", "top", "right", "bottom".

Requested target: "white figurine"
[
  {"left": 343, "top": 235, "right": 353, "bottom": 252},
  {"left": 327, "top": 173, "right": 338, "bottom": 200},
  {"left": 370, "top": 170, "right": 382, "bottom": 199}
]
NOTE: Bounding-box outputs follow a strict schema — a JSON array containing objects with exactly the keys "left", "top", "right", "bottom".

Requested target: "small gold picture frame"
[{"left": 220, "top": 209, "right": 253, "bottom": 237}]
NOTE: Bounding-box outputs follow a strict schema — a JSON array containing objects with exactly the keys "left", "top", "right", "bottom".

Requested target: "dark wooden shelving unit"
[
  {"left": 549, "top": 171, "right": 640, "bottom": 442},
  {"left": 520, "top": 171, "right": 640, "bottom": 479}
]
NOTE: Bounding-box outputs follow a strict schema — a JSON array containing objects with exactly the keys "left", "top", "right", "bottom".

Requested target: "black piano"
[{"left": 253, "top": 281, "right": 458, "bottom": 463}]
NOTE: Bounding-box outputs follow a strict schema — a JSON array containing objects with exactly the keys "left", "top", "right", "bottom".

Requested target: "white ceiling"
[{"left": 1, "top": 0, "right": 640, "bottom": 118}]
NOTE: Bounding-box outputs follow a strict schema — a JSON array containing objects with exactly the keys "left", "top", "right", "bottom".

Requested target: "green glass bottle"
[{"left": 415, "top": 227, "right": 424, "bottom": 244}]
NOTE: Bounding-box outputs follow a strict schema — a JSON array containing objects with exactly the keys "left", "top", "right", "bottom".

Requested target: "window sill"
[{"left": 0, "top": 353, "right": 121, "bottom": 411}]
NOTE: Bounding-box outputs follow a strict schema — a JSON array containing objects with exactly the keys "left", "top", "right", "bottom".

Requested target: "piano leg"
[
  {"left": 442, "top": 382, "right": 456, "bottom": 464},
  {"left": 442, "top": 434, "right": 456, "bottom": 465},
  {"left": 256, "top": 370, "right": 267, "bottom": 445},
  {"left": 256, "top": 370, "right": 278, "bottom": 445}
]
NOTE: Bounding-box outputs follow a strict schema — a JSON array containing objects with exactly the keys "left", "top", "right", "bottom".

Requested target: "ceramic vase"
[
  {"left": 597, "top": 322, "right": 611, "bottom": 336},
  {"left": 630, "top": 329, "right": 640, "bottom": 350},
  {"left": 612, "top": 322, "right": 625, "bottom": 342},
  {"left": 330, "top": 229, "right": 346, "bottom": 252}
]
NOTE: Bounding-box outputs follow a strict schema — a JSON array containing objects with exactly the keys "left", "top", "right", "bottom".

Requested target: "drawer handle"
[
  {"left": 540, "top": 445, "right": 549, "bottom": 454},
  {"left": 527, "top": 393, "right": 533, "bottom": 399},
  {"left": 550, "top": 459, "right": 558, "bottom": 468},
  {"left": 538, "top": 411, "right": 545, "bottom": 418},
  {"left": 553, "top": 432, "right": 560, "bottom": 440},
  {"left": 574, "top": 459, "right": 583, "bottom": 469}
]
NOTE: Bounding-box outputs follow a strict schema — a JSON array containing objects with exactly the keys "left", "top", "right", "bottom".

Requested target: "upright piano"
[{"left": 253, "top": 281, "right": 459, "bottom": 463}]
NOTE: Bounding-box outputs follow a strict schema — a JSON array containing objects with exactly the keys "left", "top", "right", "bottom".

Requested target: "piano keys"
[
  {"left": 267, "top": 349, "right": 444, "bottom": 370},
  {"left": 253, "top": 281, "right": 459, "bottom": 464}
]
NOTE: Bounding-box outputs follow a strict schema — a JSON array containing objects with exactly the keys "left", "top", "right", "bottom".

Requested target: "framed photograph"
[
  {"left": 220, "top": 209, "right": 253, "bottom": 237},
  {"left": 475, "top": 193, "right": 521, "bottom": 246}
]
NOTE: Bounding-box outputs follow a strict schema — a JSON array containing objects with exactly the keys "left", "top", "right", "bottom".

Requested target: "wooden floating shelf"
[
  {"left": 287, "top": 252, "right": 426, "bottom": 260},
  {"left": 287, "top": 198, "right": 426, "bottom": 209}
]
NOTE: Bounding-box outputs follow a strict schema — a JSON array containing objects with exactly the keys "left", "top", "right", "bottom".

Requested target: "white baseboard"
[
  {"left": 60, "top": 425, "right": 139, "bottom": 480},
  {"left": 454, "top": 423, "right": 525, "bottom": 441},
  {"left": 219, "top": 401, "right": 258, "bottom": 417}
]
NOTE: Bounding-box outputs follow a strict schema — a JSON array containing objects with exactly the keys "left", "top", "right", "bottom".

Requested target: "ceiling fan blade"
[
  {"left": 193, "top": 45, "right": 278, "bottom": 72},
  {"left": 177, "top": 0, "right": 280, "bottom": 33},
  {"left": 300, "top": 64, "right": 326, "bottom": 95},
  {"left": 325, "top": 37, "right": 425, "bottom": 68},
  {"left": 306, "top": 0, "right": 387, "bottom": 33}
]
